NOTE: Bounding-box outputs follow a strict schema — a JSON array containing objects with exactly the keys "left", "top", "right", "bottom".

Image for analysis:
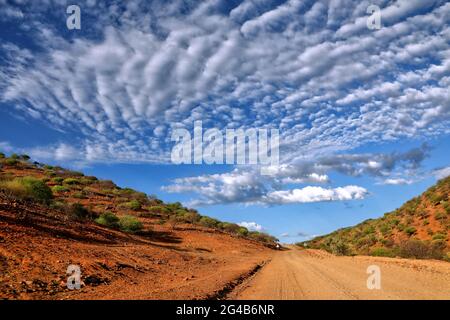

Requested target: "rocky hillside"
[
  {"left": 0, "top": 152, "right": 277, "bottom": 244},
  {"left": 301, "top": 176, "right": 450, "bottom": 261},
  {"left": 0, "top": 152, "right": 275, "bottom": 299}
]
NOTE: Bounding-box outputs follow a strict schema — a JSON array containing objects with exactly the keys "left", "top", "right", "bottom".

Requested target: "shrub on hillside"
[
  {"left": 118, "top": 215, "right": 143, "bottom": 233},
  {"left": 370, "top": 247, "right": 395, "bottom": 257},
  {"left": 0, "top": 152, "right": 5, "bottom": 159},
  {"left": 168, "top": 214, "right": 184, "bottom": 230},
  {"left": 52, "top": 177, "right": 64, "bottom": 184},
  {"left": 180, "top": 211, "right": 201, "bottom": 223},
  {"left": 442, "top": 201, "right": 450, "bottom": 213},
  {"left": 220, "top": 222, "right": 241, "bottom": 234},
  {"left": 198, "top": 216, "right": 220, "bottom": 228},
  {"left": 330, "top": 240, "right": 351, "bottom": 256},
  {"left": 147, "top": 206, "right": 171, "bottom": 215},
  {"left": 67, "top": 170, "right": 84, "bottom": 177},
  {"left": 121, "top": 200, "right": 142, "bottom": 211},
  {"left": 67, "top": 203, "right": 91, "bottom": 220},
  {"left": 0, "top": 177, "right": 53, "bottom": 204},
  {"left": 4, "top": 158, "right": 18, "bottom": 166},
  {"left": 432, "top": 233, "right": 446, "bottom": 241},
  {"left": 95, "top": 212, "right": 120, "bottom": 228},
  {"left": 444, "top": 252, "right": 450, "bottom": 262},
  {"left": 73, "top": 191, "right": 87, "bottom": 199},
  {"left": 435, "top": 211, "right": 447, "bottom": 220},
  {"left": 237, "top": 227, "right": 249, "bottom": 237},
  {"left": 404, "top": 226, "right": 417, "bottom": 236},
  {"left": 95, "top": 180, "right": 117, "bottom": 190},
  {"left": 63, "top": 178, "right": 80, "bottom": 185},
  {"left": 248, "top": 231, "right": 278, "bottom": 244},
  {"left": 49, "top": 201, "right": 66, "bottom": 211},
  {"left": 51, "top": 185, "right": 69, "bottom": 193},
  {"left": 166, "top": 202, "right": 183, "bottom": 212},
  {"left": 118, "top": 188, "right": 149, "bottom": 204},
  {"left": 396, "top": 240, "right": 444, "bottom": 260}
]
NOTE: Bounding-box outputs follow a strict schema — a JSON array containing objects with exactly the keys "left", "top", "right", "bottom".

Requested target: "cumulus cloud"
[
  {"left": 163, "top": 145, "right": 431, "bottom": 205},
  {"left": 238, "top": 221, "right": 264, "bottom": 232},
  {"left": 163, "top": 165, "right": 369, "bottom": 206},
  {"left": 264, "top": 185, "right": 368, "bottom": 204}
]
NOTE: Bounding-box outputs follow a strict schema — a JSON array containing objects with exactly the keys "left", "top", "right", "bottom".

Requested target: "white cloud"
[
  {"left": 434, "top": 167, "right": 450, "bottom": 180},
  {"left": 382, "top": 178, "right": 414, "bottom": 185},
  {"left": 238, "top": 221, "right": 264, "bottom": 231},
  {"left": 0, "top": 0, "right": 449, "bottom": 168},
  {"left": 162, "top": 146, "right": 432, "bottom": 205},
  {"left": 264, "top": 185, "right": 368, "bottom": 204}
]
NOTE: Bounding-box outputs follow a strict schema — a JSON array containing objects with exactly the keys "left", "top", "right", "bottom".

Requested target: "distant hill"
[{"left": 300, "top": 176, "right": 450, "bottom": 261}]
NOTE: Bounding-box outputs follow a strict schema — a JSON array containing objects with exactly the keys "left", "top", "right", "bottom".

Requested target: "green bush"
[
  {"left": 370, "top": 247, "right": 395, "bottom": 257},
  {"left": 63, "top": 178, "right": 80, "bottom": 185},
  {"left": 95, "top": 212, "right": 120, "bottom": 228},
  {"left": 51, "top": 185, "right": 69, "bottom": 193},
  {"left": 0, "top": 152, "right": 5, "bottom": 159},
  {"left": 198, "top": 216, "right": 220, "bottom": 228},
  {"left": 147, "top": 206, "right": 171, "bottom": 215},
  {"left": 67, "top": 170, "right": 84, "bottom": 177},
  {"left": 122, "top": 200, "right": 141, "bottom": 211},
  {"left": 45, "top": 170, "right": 56, "bottom": 177},
  {"left": 10, "top": 153, "right": 19, "bottom": 160},
  {"left": 119, "top": 215, "right": 143, "bottom": 233},
  {"left": 435, "top": 211, "right": 447, "bottom": 220},
  {"left": 180, "top": 211, "right": 201, "bottom": 223},
  {"left": 443, "top": 202, "right": 450, "bottom": 214},
  {"left": 52, "top": 177, "right": 64, "bottom": 184},
  {"left": 444, "top": 252, "right": 450, "bottom": 262},
  {"left": 404, "top": 226, "right": 417, "bottom": 236},
  {"left": 237, "top": 227, "right": 249, "bottom": 237},
  {"left": 79, "top": 177, "right": 95, "bottom": 185},
  {"left": 396, "top": 240, "right": 444, "bottom": 259},
  {"left": 221, "top": 222, "right": 241, "bottom": 233},
  {"left": 248, "top": 231, "right": 278, "bottom": 243},
  {"left": 378, "top": 224, "right": 391, "bottom": 235},
  {"left": 331, "top": 240, "right": 351, "bottom": 255},
  {"left": 73, "top": 191, "right": 87, "bottom": 199},
  {"left": 20, "top": 154, "right": 30, "bottom": 161},
  {"left": 95, "top": 180, "right": 117, "bottom": 190},
  {"left": 49, "top": 201, "right": 66, "bottom": 211},
  {"left": 432, "top": 233, "right": 446, "bottom": 241},
  {"left": 67, "top": 203, "right": 91, "bottom": 220},
  {"left": 0, "top": 177, "right": 53, "bottom": 204},
  {"left": 166, "top": 202, "right": 183, "bottom": 212},
  {"left": 4, "top": 159, "right": 18, "bottom": 166}
]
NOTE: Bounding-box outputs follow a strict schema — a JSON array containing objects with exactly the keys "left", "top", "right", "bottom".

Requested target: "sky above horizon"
[{"left": 1, "top": 0, "right": 450, "bottom": 243}]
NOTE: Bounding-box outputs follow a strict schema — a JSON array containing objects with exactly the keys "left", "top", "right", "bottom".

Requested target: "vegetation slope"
[{"left": 300, "top": 176, "right": 450, "bottom": 261}]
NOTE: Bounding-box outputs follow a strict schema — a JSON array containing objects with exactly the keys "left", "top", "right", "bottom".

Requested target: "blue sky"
[{"left": 1, "top": 0, "right": 450, "bottom": 243}]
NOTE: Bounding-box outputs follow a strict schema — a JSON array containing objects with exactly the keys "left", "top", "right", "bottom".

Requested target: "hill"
[
  {"left": 0, "top": 152, "right": 275, "bottom": 299},
  {"left": 300, "top": 176, "right": 450, "bottom": 261}
]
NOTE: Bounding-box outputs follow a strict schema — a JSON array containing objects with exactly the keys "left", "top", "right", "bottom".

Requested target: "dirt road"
[{"left": 233, "top": 247, "right": 450, "bottom": 300}]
